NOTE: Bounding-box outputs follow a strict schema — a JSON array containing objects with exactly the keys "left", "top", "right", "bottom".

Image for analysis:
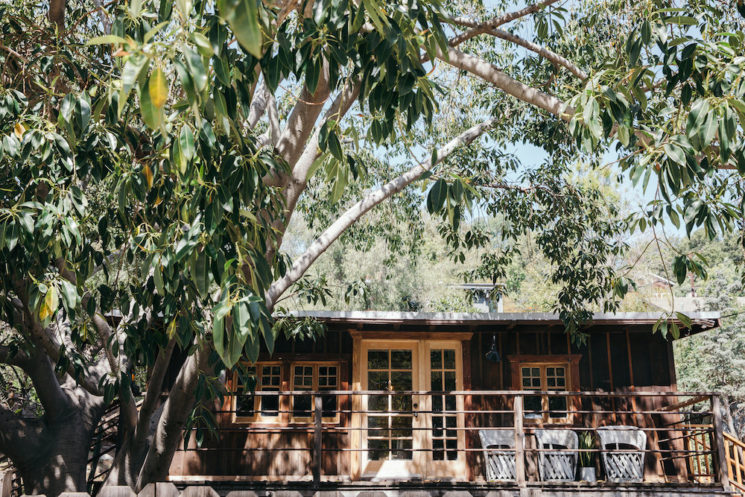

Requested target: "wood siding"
[{"left": 169, "top": 322, "right": 683, "bottom": 482}]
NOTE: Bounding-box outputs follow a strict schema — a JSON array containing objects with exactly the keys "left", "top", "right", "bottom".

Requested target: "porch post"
[
  {"left": 313, "top": 394, "right": 323, "bottom": 485},
  {"left": 514, "top": 394, "right": 526, "bottom": 488},
  {"left": 712, "top": 395, "right": 731, "bottom": 490}
]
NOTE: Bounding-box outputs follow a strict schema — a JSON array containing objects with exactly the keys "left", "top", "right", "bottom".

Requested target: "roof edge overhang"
[{"left": 285, "top": 310, "right": 721, "bottom": 337}]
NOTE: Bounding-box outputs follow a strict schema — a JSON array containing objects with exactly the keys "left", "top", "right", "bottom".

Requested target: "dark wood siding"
[{"left": 170, "top": 321, "right": 682, "bottom": 481}]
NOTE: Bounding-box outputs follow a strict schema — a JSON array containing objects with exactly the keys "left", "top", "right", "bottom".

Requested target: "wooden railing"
[
  {"left": 170, "top": 390, "right": 731, "bottom": 489},
  {"left": 725, "top": 432, "right": 745, "bottom": 496}
]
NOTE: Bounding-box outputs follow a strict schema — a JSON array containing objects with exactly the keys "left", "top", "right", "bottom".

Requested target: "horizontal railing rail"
[{"left": 173, "top": 390, "right": 729, "bottom": 489}]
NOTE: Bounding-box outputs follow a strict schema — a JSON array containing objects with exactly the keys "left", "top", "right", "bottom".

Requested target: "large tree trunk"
[{"left": 5, "top": 392, "right": 104, "bottom": 496}]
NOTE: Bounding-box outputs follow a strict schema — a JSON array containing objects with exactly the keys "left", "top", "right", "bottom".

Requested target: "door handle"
[{"left": 413, "top": 402, "right": 418, "bottom": 418}]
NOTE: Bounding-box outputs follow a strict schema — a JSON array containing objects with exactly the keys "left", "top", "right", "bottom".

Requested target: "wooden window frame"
[
  {"left": 231, "top": 361, "right": 283, "bottom": 424},
  {"left": 507, "top": 354, "right": 581, "bottom": 424},
  {"left": 290, "top": 361, "right": 341, "bottom": 423}
]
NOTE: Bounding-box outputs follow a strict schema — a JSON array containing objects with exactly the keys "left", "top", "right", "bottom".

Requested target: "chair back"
[
  {"left": 597, "top": 426, "right": 647, "bottom": 482},
  {"left": 535, "top": 429, "right": 578, "bottom": 481},
  {"left": 478, "top": 429, "right": 516, "bottom": 481}
]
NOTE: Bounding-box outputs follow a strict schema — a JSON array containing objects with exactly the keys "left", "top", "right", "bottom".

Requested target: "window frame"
[
  {"left": 290, "top": 361, "right": 341, "bottom": 423},
  {"left": 519, "top": 361, "right": 571, "bottom": 424},
  {"left": 507, "top": 354, "right": 581, "bottom": 425},
  {"left": 231, "top": 361, "right": 283, "bottom": 424}
]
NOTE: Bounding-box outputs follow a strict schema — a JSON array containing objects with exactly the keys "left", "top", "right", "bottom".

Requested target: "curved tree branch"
[
  {"left": 135, "top": 344, "right": 211, "bottom": 489},
  {"left": 441, "top": 46, "right": 569, "bottom": 118},
  {"left": 447, "top": 0, "right": 562, "bottom": 48},
  {"left": 484, "top": 28, "right": 587, "bottom": 79},
  {"left": 265, "top": 116, "right": 500, "bottom": 307}
]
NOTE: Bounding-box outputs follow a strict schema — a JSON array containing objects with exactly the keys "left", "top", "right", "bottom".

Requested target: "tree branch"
[
  {"left": 484, "top": 28, "right": 587, "bottom": 79},
  {"left": 133, "top": 338, "right": 176, "bottom": 447},
  {"left": 265, "top": 79, "right": 362, "bottom": 262},
  {"left": 447, "top": 0, "right": 562, "bottom": 48},
  {"left": 135, "top": 345, "right": 211, "bottom": 489},
  {"left": 265, "top": 116, "right": 499, "bottom": 307},
  {"left": 440, "top": 46, "right": 570, "bottom": 118},
  {"left": 247, "top": 77, "right": 270, "bottom": 129},
  {"left": 275, "top": 60, "right": 331, "bottom": 169}
]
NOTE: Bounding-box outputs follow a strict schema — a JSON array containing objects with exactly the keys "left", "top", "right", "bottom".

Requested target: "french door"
[{"left": 359, "top": 339, "right": 466, "bottom": 480}]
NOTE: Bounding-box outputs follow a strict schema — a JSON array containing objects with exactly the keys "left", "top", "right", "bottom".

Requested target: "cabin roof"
[{"left": 287, "top": 310, "right": 720, "bottom": 337}]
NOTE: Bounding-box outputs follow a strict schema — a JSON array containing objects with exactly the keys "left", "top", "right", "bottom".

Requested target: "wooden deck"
[{"left": 167, "top": 480, "right": 733, "bottom": 496}]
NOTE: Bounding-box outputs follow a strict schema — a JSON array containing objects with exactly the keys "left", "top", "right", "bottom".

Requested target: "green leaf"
[
  {"left": 426, "top": 179, "right": 447, "bottom": 214},
  {"left": 686, "top": 99, "right": 710, "bottom": 138},
  {"left": 218, "top": 0, "right": 262, "bottom": 58},
  {"left": 141, "top": 77, "right": 163, "bottom": 129},
  {"left": 87, "top": 35, "right": 129, "bottom": 45},
  {"left": 664, "top": 15, "right": 697, "bottom": 25},
  {"left": 180, "top": 126, "right": 195, "bottom": 162},
  {"left": 39, "top": 286, "right": 58, "bottom": 321},
  {"left": 185, "top": 49, "right": 208, "bottom": 92},
  {"left": 700, "top": 111, "right": 717, "bottom": 147},
  {"left": 149, "top": 67, "right": 168, "bottom": 108},
  {"left": 120, "top": 54, "right": 150, "bottom": 116},
  {"left": 676, "top": 312, "right": 692, "bottom": 329},
  {"left": 664, "top": 143, "right": 686, "bottom": 165},
  {"left": 191, "top": 250, "right": 210, "bottom": 297},
  {"left": 191, "top": 32, "right": 214, "bottom": 57}
]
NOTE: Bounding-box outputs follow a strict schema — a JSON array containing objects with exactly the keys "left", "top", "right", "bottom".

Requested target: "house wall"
[{"left": 169, "top": 322, "right": 685, "bottom": 482}]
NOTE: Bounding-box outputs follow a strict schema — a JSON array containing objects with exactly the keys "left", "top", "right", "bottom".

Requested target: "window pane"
[
  {"left": 431, "top": 350, "right": 442, "bottom": 369},
  {"left": 443, "top": 349, "right": 456, "bottom": 369},
  {"left": 368, "top": 439, "right": 389, "bottom": 460},
  {"left": 391, "top": 350, "right": 412, "bottom": 369},
  {"left": 525, "top": 395, "right": 542, "bottom": 415},
  {"left": 431, "top": 371, "right": 443, "bottom": 391},
  {"left": 444, "top": 371, "right": 456, "bottom": 391},
  {"left": 368, "top": 371, "right": 388, "bottom": 390},
  {"left": 293, "top": 395, "right": 311, "bottom": 417},
  {"left": 532, "top": 367, "right": 540, "bottom": 376},
  {"left": 321, "top": 393, "right": 337, "bottom": 417},
  {"left": 368, "top": 350, "right": 388, "bottom": 369},
  {"left": 549, "top": 396, "right": 567, "bottom": 418},
  {"left": 390, "top": 371, "right": 412, "bottom": 391},
  {"left": 236, "top": 393, "right": 255, "bottom": 416},
  {"left": 261, "top": 390, "right": 279, "bottom": 416}
]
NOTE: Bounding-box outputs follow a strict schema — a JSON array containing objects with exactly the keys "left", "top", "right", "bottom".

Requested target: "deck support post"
[
  {"left": 712, "top": 395, "right": 730, "bottom": 491},
  {"left": 514, "top": 394, "right": 526, "bottom": 490},
  {"left": 313, "top": 394, "right": 323, "bottom": 485}
]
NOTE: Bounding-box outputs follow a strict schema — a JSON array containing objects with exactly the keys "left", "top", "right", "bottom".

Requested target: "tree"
[{"left": 0, "top": 0, "right": 743, "bottom": 494}]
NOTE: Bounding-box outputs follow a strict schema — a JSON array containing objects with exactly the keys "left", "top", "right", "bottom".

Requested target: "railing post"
[
  {"left": 313, "top": 394, "right": 322, "bottom": 485},
  {"left": 514, "top": 394, "right": 526, "bottom": 490},
  {"left": 712, "top": 395, "right": 730, "bottom": 490}
]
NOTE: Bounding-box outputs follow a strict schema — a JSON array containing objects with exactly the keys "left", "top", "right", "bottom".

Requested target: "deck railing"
[
  {"left": 725, "top": 431, "right": 745, "bottom": 495},
  {"left": 173, "top": 390, "right": 732, "bottom": 489}
]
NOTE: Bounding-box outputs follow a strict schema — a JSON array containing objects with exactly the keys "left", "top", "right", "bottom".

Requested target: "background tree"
[{"left": 0, "top": 0, "right": 744, "bottom": 494}]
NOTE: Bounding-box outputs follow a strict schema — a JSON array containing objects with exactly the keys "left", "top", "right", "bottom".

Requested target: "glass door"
[
  {"left": 423, "top": 341, "right": 466, "bottom": 478},
  {"left": 361, "top": 341, "right": 422, "bottom": 479}
]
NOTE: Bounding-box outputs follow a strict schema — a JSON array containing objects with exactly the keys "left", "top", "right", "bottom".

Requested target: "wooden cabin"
[{"left": 168, "top": 311, "right": 742, "bottom": 496}]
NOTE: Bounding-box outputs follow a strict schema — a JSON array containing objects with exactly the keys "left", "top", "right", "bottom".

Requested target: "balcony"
[{"left": 167, "top": 390, "right": 742, "bottom": 496}]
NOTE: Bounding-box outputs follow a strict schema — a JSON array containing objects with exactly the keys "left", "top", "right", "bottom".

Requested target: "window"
[
  {"left": 520, "top": 363, "right": 569, "bottom": 422},
  {"left": 233, "top": 363, "right": 282, "bottom": 422},
  {"left": 291, "top": 363, "right": 339, "bottom": 420}
]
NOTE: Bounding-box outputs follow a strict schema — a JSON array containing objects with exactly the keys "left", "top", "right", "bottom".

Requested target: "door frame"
[{"left": 351, "top": 337, "right": 467, "bottom": 480}]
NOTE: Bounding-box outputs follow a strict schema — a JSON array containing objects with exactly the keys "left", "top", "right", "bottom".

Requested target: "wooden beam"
[{"left": 514, "top": 394, "right": 526, "bottom": 489}]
